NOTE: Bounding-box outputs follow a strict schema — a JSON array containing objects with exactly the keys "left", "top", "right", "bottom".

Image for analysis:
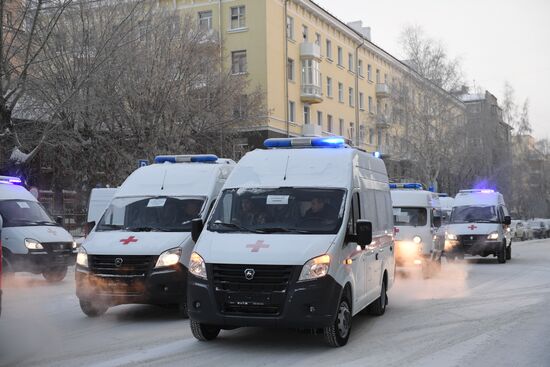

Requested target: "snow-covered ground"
[{"left": 1, "top": 239, "right": 550, "bottom": 367}]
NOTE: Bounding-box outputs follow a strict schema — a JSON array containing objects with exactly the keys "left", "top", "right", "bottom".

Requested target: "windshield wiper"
[
  {"left": 97, "top": 224, "right": 124, "bottom": 231},
  {"left": 211, "top": 222, "right": 265, "bottom": 233},
  {"left": 256, "top": 227, "right": 311, "bottom": 234},
  {"left": 125, "top": 226, "right": 170, "bottom": 232}
]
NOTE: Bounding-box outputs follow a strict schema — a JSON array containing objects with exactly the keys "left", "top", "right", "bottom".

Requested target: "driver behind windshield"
[{"left": 303, "top": 197, "right": 335, "bottom": 221}]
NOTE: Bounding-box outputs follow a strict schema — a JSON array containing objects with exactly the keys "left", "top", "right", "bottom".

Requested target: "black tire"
[
  {"left": 178, "top": 301, "right": 189, "bottom": 319},
  {"left": 324, "top": 295, "right": 352, "bottom": 347},
  {"left": 369, "top": 280, "right": 388, "bottom": 316},
  {"left": 497, "top": 242, "right": 506, "bottom": 264},
  {"left": 506, "top": 245, "right": 512, "bottom": 260},
  {"left": 42, "top": 267, "right": 68, "bottom": 283},
  {"left": 190, "top": 320, "right": 220, "bottom": 341},
  {"left": 79, "top": 299, "right": 108, "bottom": 317}
]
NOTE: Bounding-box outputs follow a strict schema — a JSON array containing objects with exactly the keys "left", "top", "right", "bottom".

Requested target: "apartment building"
[{"left": 159, "top": 0, "right": 462, "bottom": 153}]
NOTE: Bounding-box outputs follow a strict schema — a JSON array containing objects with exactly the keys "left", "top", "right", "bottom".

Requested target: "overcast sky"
[{"left": 315, "top": 0, "right": 550, "bottom": 140}]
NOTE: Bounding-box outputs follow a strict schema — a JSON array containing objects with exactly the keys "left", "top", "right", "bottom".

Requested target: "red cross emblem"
[
  {"left": 120, "top": 236, "right": 138, "bottom": 245},
  {"left": 246, "top": 240, "right": 269, "bottom": 253},
  {"left": 468, "top": 225, "right": 477, "bottom": 230}
]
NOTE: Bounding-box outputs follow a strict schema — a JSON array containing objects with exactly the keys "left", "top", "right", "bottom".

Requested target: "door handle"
[{"left": 375, "top": 253, "right": 379, "bottom": 260}]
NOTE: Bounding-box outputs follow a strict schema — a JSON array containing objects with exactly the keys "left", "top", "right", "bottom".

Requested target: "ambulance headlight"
[
  {"left": 76, "top": 247, "right": 88, "bottom": 267},
  {"left": 72, "top": 241, "right": 78, "bottom": 249},
  {"left": 189, "top": 252, "right": 207, "bottom": 280},
  {"left": 25, "top": 238, "right": 43, "bottom": 250},
  {"left": 299, "top": 254, "right": 330, "bottom": 282},
  {"left": 487, "top": 232, "right": 499, "bottom": 240},
  {"left": 446, "top": 233, "right": 458, "bottom": 241},
  {"left": 155, "top": 247, "right": 182, "bottom": 268},
  {"left": 413, "top": 236, "right": 422, "bottom": 244}
]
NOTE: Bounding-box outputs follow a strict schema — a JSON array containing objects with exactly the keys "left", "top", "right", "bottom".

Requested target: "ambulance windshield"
[
  {"left": 208, "top": 187, "right": 346, "bottom": 234},
  {"left": 393, "top": 207, "right": 427, "bottom": 227},
  {"left": 450, "top": 205, "right": 498, "bottom": 224},
  {"left": 96, "top": 196, "right": 205, "bottom": 232},
  {"left": 0, "top": 200, "right": 57, "bottom": 228}
]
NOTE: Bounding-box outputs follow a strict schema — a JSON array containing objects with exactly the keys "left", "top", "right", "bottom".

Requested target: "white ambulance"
[
  {"left": 0, "top": 176, "right": 76, "bottom": 282},
  {"left": 445, "top": 189, "right": 512, "bottom": 263},
  {"left": 187, "top": 137, "right": 395, "bottom": 347},
  {"left": 390, "top": 183, "right": 444, "bottom": 278},
  {"left": 438, "top": 194, "right": 455, "bottom": 224},
  {"left": 76, "top": 155, "right": 235, "bottom": 317}
]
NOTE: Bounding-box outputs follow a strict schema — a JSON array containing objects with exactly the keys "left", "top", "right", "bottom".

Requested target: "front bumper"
[
  {"left": 446, "top": 239, "right": 502, "bottom": 257},
  {"left": 9, "top": 251, "right": 76, "bottom": 273},
  {"left": 187, "top": 266, "right": 342, "bottom": 329},
  {"left": 76, "top": 264, "right": 187, "bottom": 306}
]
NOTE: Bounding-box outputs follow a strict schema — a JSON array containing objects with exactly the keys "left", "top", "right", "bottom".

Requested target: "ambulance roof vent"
[
  {"left": 263, "top": 136, "right": 348, "bottom": 149},
  {"left": 154, "top": 155, "right": 219, "bottom": 164}
]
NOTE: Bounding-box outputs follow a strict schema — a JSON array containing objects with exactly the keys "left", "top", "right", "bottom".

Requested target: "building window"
[
  {"left": 286, "top": 16, "right": 294, "bottom": 40},
  {"left": 368, "top": 96, "right": 373, "bottom": 113},
  {"left": 317, "top": 111, "right": 323, "bottom": 126},
  {"left": 328, "top": 114, "right": 333, "bottom": 132},
  {"left": 302, "top": 25, "right": 308, "bottom": 41},
  {"left": 338, "top": 82, "right": 344, "bottom": 103},
  {"left": 349, "top": 122, "right": 355, "bottom": 139},
  {"left": 369, "top": 128, "right": 374, "bottom": 144},
  {"left": 376, "top": 100, "right": 381, "bottom": 114},
  {"left": 384, "top": 73, "right": 388, "bottom": 83},
  {"left": 377, "top": 129, "right": 382, "bottom": 146},
  {"left": 288, "top": 101, "right": 295, "bottom": 122},
  {"left": 287, "top": 58, "right": 295, "bottom": 81},
  {"left": 358, "top": 60, "right": 364, "bottom": 77},
  {"left": 231, "top": 50, "right": 247, "bottom": 74},
  {"left": 349, "top": 87, "right": 354, "bottom": 107},
  {"left": 304, "top": 105, "right": 311, "bottom": 124},
  {"left": 337, "top": 47, "right": 343, "bottom": 66},
  {"left": 198, "top": 11, "right": 212, "bottom": 32},
  {"left": 376, "top": 69, "right": 381, "bottom": 83},
  {"left": 359, "top": 92, "right": 365, "bottom": 110},
  {"left": 302, "top": 59, "right": 321, "bottom": 96},
  {"left": 367, "top": 64, "right": 372, "bottom": 81},
  {"left": 348, "top": 53, "right": 353, "bottom": 71},
  {"left": 230, "top": 6, "right": 246, "bottom": 30},
  {"left": 326, "top": 39, "right": 332, "bottom": 59},
  {"left": 315, "top": 33, "right": 321, "bottom": 46},
  {"left": 339, "top": 118, "right": 344, "bottom": 135},
  {"left": 326, "top": 77, "right": 333, "bottom": 97}
]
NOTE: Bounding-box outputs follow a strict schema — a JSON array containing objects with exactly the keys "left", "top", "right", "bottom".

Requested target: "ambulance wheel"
[
  {"left": 497, "top": 242, "right": 506, "bottom": 264},
  {"left": 190, "top": 320, "right": 220, "bottom": 341},
  {"left": 506, "top": 245, "right": 512, "bottom": 261},
  {"left": 42, "top": 267, "right": 68, "bottom": 283},
  {"left": 178, "top": 301, "right": 189, "bottom": 319},
  {"left": 369, "top": 279, "right": 387, "bottom": 316},
  {"left": 79, "top": 299, "right": 108, "bottom": 317},
  {"left": 324, "top": 295, "right": 352, "bottom": 347}
]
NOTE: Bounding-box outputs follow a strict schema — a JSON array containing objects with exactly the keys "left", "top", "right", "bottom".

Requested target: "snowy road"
[{"left": 1, "top": 239, "right": 550, "bottom": 367}]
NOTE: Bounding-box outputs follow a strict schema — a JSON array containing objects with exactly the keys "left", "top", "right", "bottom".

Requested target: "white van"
[
  {"left": 445, "top": 189, "right": 512, "bottom": 263},
  {"left": 76, "top": 155, "right": 235, "bottom": 317},
  {"left": 438, "top": 194, "right": 455, "bottom": 224},
  {"left": 187, "top": 137, "right": 395, "bottom": 347},
  {"left": 0, "top": 176, "right": 76, "bottom": 282},
  {"left": 390, "top": 184, "right": 444, "bottom": 278},
  {"left": 87, "top": 188, "right": 118, "bottom": 224}
]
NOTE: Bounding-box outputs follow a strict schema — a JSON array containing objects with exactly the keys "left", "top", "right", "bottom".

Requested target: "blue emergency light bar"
[
  {"left": 389, "top": 183, "right": 424, "bottom": 190},
  {"left": 459, "top": 189, "right": 495, "bottom": 194},
  {"left": 154, "top": 154, "right": 219, "bottom": 164},
  {"left": 264, "top": 136, "right": 346, "bottom": 149},
  {"left": 0, "top": 175, "right": 22, "bottom": 185}
]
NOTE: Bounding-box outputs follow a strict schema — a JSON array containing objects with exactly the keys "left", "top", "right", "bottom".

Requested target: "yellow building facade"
[{"left": 158, "top": 0, "right": 458, "bottom": 153}]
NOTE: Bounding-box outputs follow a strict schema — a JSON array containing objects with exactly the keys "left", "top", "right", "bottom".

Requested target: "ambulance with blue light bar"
[
  {"left": 445, "top": 189, "right": 512, "bottom": 263},
  {"left": 0, "top": 176, "right": 76, "bottom": 282},
  {"left": 75, "top": 155, "right": 235, "bottom": 317},
  {"left": 187, "top": 137, "right": 395, "bottom": 347},
  {"left": 390, "top": 183, "right": 444, "bottom": 278}
]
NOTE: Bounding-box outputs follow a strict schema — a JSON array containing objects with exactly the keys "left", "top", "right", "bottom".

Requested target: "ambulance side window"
[
  {"left": 374, "top": 191, "right": 389, "bottom": 233},
  {"left": 361, "top": 189, "right": 378, "bottom": 230},
  {"left": 348, "top": 192, "right": 361, "bottom": 235}
]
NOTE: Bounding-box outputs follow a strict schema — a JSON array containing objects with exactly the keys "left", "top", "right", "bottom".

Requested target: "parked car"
[
  {"left": 528, "top": 220, "right": 546, "bottom": 239},
  {"left": 511, "top": 220, "right": 530, "bottom": 241}
]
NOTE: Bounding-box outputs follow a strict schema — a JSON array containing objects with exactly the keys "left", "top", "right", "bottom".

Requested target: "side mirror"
[
  {"left": 503, "top": 216, "right": 511, "bottom": 226},
  {"left": 84, "top": 221, "right": 96, "bottom": 236},
  {"left": 191, "top": 218, "right": 204, "bottom": 243},
  {"left": 356, "top": 220, "right": 373, "bottom": 249},
  {"left": 433, "top": 216, "right": 442, "bottom": 228},
  {"left": 56, "top": 216, "right": 64, "bottom": 226}
]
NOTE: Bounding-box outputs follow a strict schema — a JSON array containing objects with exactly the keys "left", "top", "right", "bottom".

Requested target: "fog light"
[
  {"left": 194, "top": 301, "right": 201, "bottom": 309},
  {"left": 413, "top": 259, "right": 422, "bottom": 265}
]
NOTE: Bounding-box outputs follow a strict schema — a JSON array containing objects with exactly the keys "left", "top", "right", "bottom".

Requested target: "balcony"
[
  {"left": 302, "top": 123, "right": 323, "bottom": 137},
  {"left": 300, "top": 42, "right": 321, "bottom": 60},
  {"left": 301, "top": 84, "right": 323, "bottom": 104},
  {"left": 375, "top": 114, "right": 390, "bottom": 129},
  {"left": 376, "top": 83, "right": 390, "bottom": 98}
]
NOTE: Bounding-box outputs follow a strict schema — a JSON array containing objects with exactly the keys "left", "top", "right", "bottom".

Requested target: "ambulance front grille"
[{"left": 88, "top": 255, "right": 157, "bottom": 277}]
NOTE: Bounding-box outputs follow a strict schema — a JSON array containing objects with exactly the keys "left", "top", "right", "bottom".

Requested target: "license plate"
[{"left": 225, "top": 293, "right": 271, "bottom": 306}]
